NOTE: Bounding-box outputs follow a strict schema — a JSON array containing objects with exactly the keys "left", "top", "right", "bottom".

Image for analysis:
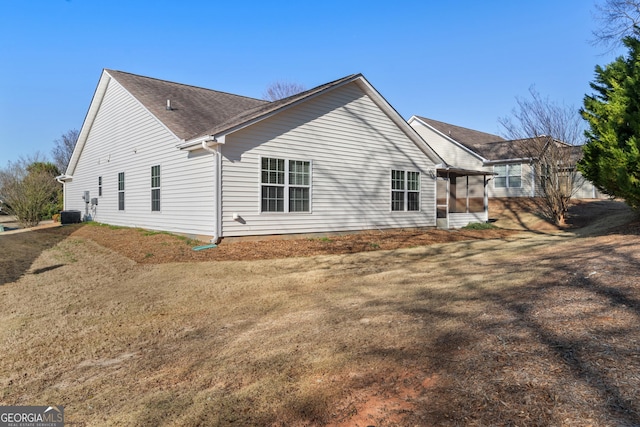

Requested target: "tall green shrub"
[{"left": 580, "top": 36, "right": 640, "bottom": 209}]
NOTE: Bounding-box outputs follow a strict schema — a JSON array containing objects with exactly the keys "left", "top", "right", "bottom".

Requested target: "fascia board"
[
  {"left": 483, "top": 157, "right": 534, "bottom": 165},
  {"left": 66, "top": 71, "right": 111, "bottom": 176}
]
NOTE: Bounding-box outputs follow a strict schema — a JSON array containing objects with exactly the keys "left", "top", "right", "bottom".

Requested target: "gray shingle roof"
[
  {"left": 474, "top": 139, "right": 531, "bottom": 160},
  {"left": 105, "top": 69, "right": 360, "bottom": 142},
  {"left": 105, "top": 69, "right": 269, "bottom": 141},
  {"left": 416, "top": 116, "right": 504, "bottom": 150},
  {"left": 416, "top": 116, "right": 537, "bottom": 161}
]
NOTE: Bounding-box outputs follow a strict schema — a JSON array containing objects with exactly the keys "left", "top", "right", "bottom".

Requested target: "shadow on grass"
[
  {"left": 0, "top": 225, "right": 81, "bottom": 285},
  {"left": 395, "top": 234, "right": 640, "bottom": 426}
]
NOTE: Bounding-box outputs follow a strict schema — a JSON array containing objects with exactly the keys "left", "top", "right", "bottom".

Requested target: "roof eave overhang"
[
  {"left": 437, "top": 166, "right": 497, "bottom": 176},
  {"left": 177, "top": 134, "right": 226, "bottom": 151},
  {"left": 483, "top": 157, "right": 534, "bottom": 165},
  {"left": 55, "top": 174, "right": 73, "bottom": 183}
]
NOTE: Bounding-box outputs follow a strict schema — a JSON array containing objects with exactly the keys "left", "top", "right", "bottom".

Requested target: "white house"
[
  {"left": 408, "top": 116, "right": 604, "bottom": 200},
  {"left": 60, "top": 70, "right": 473, "bottom": 242}
]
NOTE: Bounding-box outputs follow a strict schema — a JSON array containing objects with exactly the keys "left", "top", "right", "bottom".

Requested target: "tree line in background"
[
  {"left": 0, "top": 130, "right": 78, "bottom": 227},
  {"left": 3, "top": 2, "right": 640, "bottom": 228}
]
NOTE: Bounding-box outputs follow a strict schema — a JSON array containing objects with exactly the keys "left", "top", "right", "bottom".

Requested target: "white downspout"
[
  {"left": 484, "top": 175, "right": 491, "bottom": 222},
  {"left": 55, "top": 175, "right": 67, "bottom": 210},
  {"left": 202, "top": 140, "right": 222, "bottom": 244}
]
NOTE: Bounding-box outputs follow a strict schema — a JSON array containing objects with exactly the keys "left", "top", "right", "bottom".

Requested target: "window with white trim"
[
  {"left": 494, "top": 163, "right": 522, "bottom": 188},
  {"left": 261, "top": 157, "right": 311, "bottom": 212},
  {"left": 391, "top": 170, "right": 420, "bottom": 211},
  {"left": 151, "top": 165, "right": 160, "bottom": 212},
  {"left": 118, "top": 172, "right": 125, "bottom": 211}
]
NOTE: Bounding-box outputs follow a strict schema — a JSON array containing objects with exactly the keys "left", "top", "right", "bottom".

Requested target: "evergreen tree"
[{"left": 580, "top": 35, "right": 640, "bottom": 209}]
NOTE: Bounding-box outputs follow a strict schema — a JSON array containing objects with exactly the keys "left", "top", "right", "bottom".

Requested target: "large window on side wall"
[
  {"left": 494, "top": 163, "right": 521, "bottom": 188},
  {"left": 391, "top": 170, "right": 420, "bottom": 211},
  {"left": 261, "top": 157, "right": 311, "bottom": 213}
]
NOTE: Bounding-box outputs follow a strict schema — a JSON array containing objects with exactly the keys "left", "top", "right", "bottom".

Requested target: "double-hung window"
[
  {"left": 391, "top": 170, "right": 420, "bottom": 211},
  {"left": 494, "top": 163, "right": 522, "bottom": 188},
  {"left": 98, "top": 176, "right": 102, "bottom": 197},
  {"left": 261, "top": 157, "right": 311, "bottom": 213},
  {"left": 118, "top": 172, "right": 125, "bottom": 211},
  {"left": 151, "top": 165, "right": 160, "bottom": 212}
]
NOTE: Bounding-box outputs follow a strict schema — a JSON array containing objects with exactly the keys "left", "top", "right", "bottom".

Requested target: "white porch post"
[{"left": 484, "top": 175, "right": 490, "bottom": 222}]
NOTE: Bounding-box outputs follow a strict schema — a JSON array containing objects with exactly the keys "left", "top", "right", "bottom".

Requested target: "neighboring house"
[
  {"left": 408, "top": 116, "right": 603, "bottom": 200},
  {"left": 59, "top": 69, "right": 469, "bottom": 241}
]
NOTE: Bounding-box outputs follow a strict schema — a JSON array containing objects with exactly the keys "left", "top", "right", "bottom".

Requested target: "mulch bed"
[
  {"left": 39, "top": 199, "right": 637, "bottom": 264},
  {"left": 62, "top": 226, "right": 519, "bottom": 264}
]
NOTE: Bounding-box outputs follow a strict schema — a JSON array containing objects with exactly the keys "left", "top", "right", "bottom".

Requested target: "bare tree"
[
  {"left": 499, "top": 88, "right": 585, "bottom": 225},
  {"left": 52, "top": 129, "right": 79, "bottom": 173},
  {"left": 263, "top": 81, "right": 306, "bottom": 101},
  {"left": 592, "top": 0, "right": 640, "bottom": 50},
  {"left": 0, "top": 154, "right": 61, "bottom": 227}
]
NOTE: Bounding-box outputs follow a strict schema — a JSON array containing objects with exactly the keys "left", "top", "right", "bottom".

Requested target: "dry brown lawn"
[{"left": 1, "top": 199, "right": 639, "bottom": 426}]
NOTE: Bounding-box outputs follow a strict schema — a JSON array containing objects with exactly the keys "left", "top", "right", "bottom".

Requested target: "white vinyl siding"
[
  {"left": 66, "top": 75, "right": 441, "bottom": 239},
  {"left": 64, "top": 76, "right": 217, "bottom": 236},
  {"left": 221, "top": 82, "right": 437, "bottom": 237}
]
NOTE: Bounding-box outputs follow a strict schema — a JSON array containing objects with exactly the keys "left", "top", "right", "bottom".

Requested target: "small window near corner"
[
  {"left": 118, "top": 172, "right": 125, "bottom": 211},
  {"left": 151, "top": 165, "right": 160, "bottom": 212},
  {"left": 98, "top": 176, "right": 102, "bottom": 197}
]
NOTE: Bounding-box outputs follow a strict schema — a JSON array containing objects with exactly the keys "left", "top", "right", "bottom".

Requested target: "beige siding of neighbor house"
[
  {"left": 220, "top": 83, "right": 438, "bottom": 237},
  {"left": 65, "top": 78, "right": 217, "bottom": 236},
  {"left": 410, "top": 119, "right": 486, "bottom": 171}
]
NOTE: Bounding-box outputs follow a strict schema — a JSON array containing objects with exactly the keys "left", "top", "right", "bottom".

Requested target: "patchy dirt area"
[
  {"left": 66, "top": 223, "right": 519, "bottom": 263},
  {"left": 28, "top": 198, "right": 632, "bottom": 264}
]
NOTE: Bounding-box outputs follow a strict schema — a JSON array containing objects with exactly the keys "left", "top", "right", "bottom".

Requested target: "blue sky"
[{"left": 0, "top": 0, "right": 620, "bottom": 167}]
